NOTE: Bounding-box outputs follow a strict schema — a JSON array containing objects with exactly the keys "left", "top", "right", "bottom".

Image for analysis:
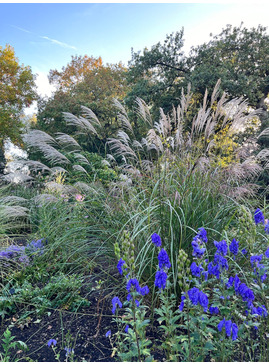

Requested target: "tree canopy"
[
  {"left": 0, "top": 44, "right": 37, "bottom": 148},
  {"left": 127, "top": 24, "right": 269, "bottom": 122},
  {"left": 37, "top": 55, "right": 129, "bottom": 153}
]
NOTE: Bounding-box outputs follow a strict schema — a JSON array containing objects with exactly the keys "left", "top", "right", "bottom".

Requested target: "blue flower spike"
[
  {"left": 254, "top": 208, "right": 265, "bottom": 225},
  {"left": 151, "top": 233, "right": 162, "bottom": 247}
]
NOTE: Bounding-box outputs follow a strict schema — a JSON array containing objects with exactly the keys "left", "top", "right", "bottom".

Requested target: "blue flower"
[
  {"left": 158, "top": 249, "right": 171, "bottom": 270},
  {"left": 126, "top": 278, "right": 140, "bottom": 293},
  {"left": 125, "top": 325, "right": 129, "bottom": 333},
  {"left": 26, "top": 239, "right": 45, "bottom": 256},
  {"left": 253, "top": 262, "right": 267, "bottom": 282},
  {"left": 198, "top": 290, "right": 208, "bottom": 312},
  {"left": 135, "top": 300, "right": 140, "bottom": 307},
  {"left": 207, "top": 261, "right": 221, "bottom": 279},
  {"left": 64, "top": 347, "right": 74, "bottom": 357},
  {"left": 179, "top": 295, "right": 186, "bottom": 311},
  {"left": 218, "top": 318, "right": 226, "bottom": 332},
  {"left": 214, "top": 253, "right": 229, "bottom": 271},
  {"left": 151, "top": 233, "right": 162, "bottom": 247},
  {"left": 265, "top": 222, "right": 269, "bottom": 234},
  {"left": 202, "top": 270, "right": 209, "bottom": 281},
  {"left": 139, "top": 285, "right": 149, "bottom": 296},
  {"left": 191, "top": 238, "right": 206, "bottom": 258},
  {"left": 237, "top": 283, "right": 255, "bottom": 304},
  {"left": 229, "top": 239, "right": 239, "bottom": 256},
  {"left": 234, "top": 275, "right": 241, "bottom": 294},
  {"left": 241, "top": 248, "right": 248, "bottom": 256},
  {"left": 209, "top": 306, "right": 219, "bottom": 315},
  {"left": 188, "top": 287, "right": 200, "bottom": 305},
  {"left": 105, "top": 330, "right": 111, "bottom": 337},
  {"left": 232, "top": 323, "right": 238, "bottom": 341},
  {"left": 265, "top": 247, "right": 269, "bottom": 258},
  {"left": 254, "top": 208, "right": 265, "bottom": 225},
  {"left": 47, "top": 339, "right": 57, "bottom": 347},
  {"left": 112, "top": 296, "right": 122, "bottom": 314},
  {"left": 257, "top": 305, "right": 268, "bottom": 317},
  {"left": 214, "top": 240, "right": 228, "bottom": 256},
  {"left": 226, "top": 276, "right": 234, "bottom": 289},
  {"left": 127, "top": 293, "right": 132, "bottom": 301},
  {"left": 190, "top": 262, "right": 203, "bottom": 277},
  {"left": 197, "top": 228, "right": 208, "bottom": 243},
  {"left": 225, "top": 319, "right": 232, "bottom": 337},
  {"left": 117, "top": 258, "right": 125, "bottom": 275},
  {"left": 154, "top": 270, "right": 167, "bottom": 290},
  {"left": 250, "top": 254, "right": 263, "bottom": 267}
]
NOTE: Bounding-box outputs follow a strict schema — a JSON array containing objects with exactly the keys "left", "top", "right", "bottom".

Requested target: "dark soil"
[{"left": 0, "top": 286, "right": 117, "bottom": 361}]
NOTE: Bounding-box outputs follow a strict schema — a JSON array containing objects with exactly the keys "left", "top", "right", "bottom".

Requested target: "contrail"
[{"left": 11, "top": 24, "right": 77, "bottom": 50}]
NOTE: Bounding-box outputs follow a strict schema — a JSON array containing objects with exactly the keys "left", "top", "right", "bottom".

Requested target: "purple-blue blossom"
[
  {"left": 117, "top": 258, "right": 125, "bottom": 275},
  {"left": 250, "top": 254, "right": 263, "bottom": 267},
  {"left": 158, "top": 249, "right": 171, "bottom": 270},
  {"left": 254, "top": 208, "right": 265, "bottom": 225},
  {"left": 214, "top": 253, "right": 229, "bottom": 271},
  {"left": 214, "top": 240, "right": 228, "bottom": 256},
  {"left": 218, "top": 318, "right": 238, "bottom": 341},
  {"left": 229, "top": 239, "right": 239, "bottom": 256},
  {"left": 191, "top": 238, "right": 206, "bottom": 258},
  {"left": 179, "top": 295, "right": 186, "bottom": 311},
  {"left": 209, "top": 306, "right": 219, "bottom": 315},
  {"left": 197, "top": 227, "right": 208, "bottom": 243},
  {"left": 126, "top": 278, "right": 140, "bottom": 293},
  {"left": 139, "top": 285, "right": 149, "bottom": 296},
  {"left": 198, "top": 290, "right": 209, "bottom": 312},
  {"left": 151, "top": 233, "right": 162, "bottom": 247},
  {"left": 237, "top": 283, "right": 255, "bottom": 304},
  {"left": 47, "top": 339, "right": 57, "bottom": 347},
  {"left": 154, "top": 270, "right": 167, "bottom": 290},
  {"left": 208, "top": 261, "right": 221, "bottom": 279},
  {"left": 188, "top": 287, "right": 200, "bottom": 305},
  {"left": 190, "top": 261, "right": 203, "bottom": 277},
  {"left": 112, "top": 296, "right": 122, "bottom": 314}
]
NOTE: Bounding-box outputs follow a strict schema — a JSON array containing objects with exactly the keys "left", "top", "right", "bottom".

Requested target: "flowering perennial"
[
  {"left": 112, "top": 296, "right": 122, "bottom": 314},
  {"left": 254, "top": 208, "right": 265, "bottom": 225},
  {"left": 154, "top": 270, "right": 167, "bottom": 290},
  {"left": 151, "top": 233, "right": 162, "bottom": 247},
  {"left": 117, "top": 258, "right": 125, "bottom": 275},
  {"left": 218, "top": 318, "right": 238, "bottom": 340},
  {"left": 187, "top": 287, "right": 208, "bottom": 312},
  {"left": 47, "top": 339, "right": 57, "bottom": 347},
  {"left": 229, "top": 239, "right": 239, "bottom": 256},
  {"left": 214, "top": 240, "right": 228, "bottom": 256},
  {"left": 157, "top": 249, "right": 171, "bottom": 270}
]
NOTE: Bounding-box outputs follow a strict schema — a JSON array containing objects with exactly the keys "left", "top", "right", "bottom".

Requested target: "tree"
[
  {"left": 127, "top": 24, "right": 269, "bottom": 126},
  {"left": 126, "top": 29, "right": 189, "bottom": 119},
  {"left": 37, "top": 55, "right": 129, "bottom": 154},
  {"left": 0, "top": 44, "right": 37, "bottom": 173},
  {"left": 189, "top": 24, "right": 269, "bottom": 116}
]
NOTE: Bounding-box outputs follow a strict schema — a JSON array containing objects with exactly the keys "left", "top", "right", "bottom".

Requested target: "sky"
[{"left": 1, "top": 1, "right": 269, "bottom": 114}]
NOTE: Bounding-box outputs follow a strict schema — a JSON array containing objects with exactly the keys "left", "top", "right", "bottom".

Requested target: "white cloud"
[{"left": 24, "top": 71, "right": 56, "bottom": 115}]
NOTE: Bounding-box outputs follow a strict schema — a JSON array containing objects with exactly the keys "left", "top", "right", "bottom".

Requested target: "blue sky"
[{"left": 1, "top": 2, "right": 268, "bottom": 105}]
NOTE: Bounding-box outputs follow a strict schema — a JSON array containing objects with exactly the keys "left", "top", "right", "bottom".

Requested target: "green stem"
[
  {"left": 132, "top": 299, "right": 142, "bottom": 362},
  {"left": 186, "top": 301, "right": 192, "bottom": 361}
]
